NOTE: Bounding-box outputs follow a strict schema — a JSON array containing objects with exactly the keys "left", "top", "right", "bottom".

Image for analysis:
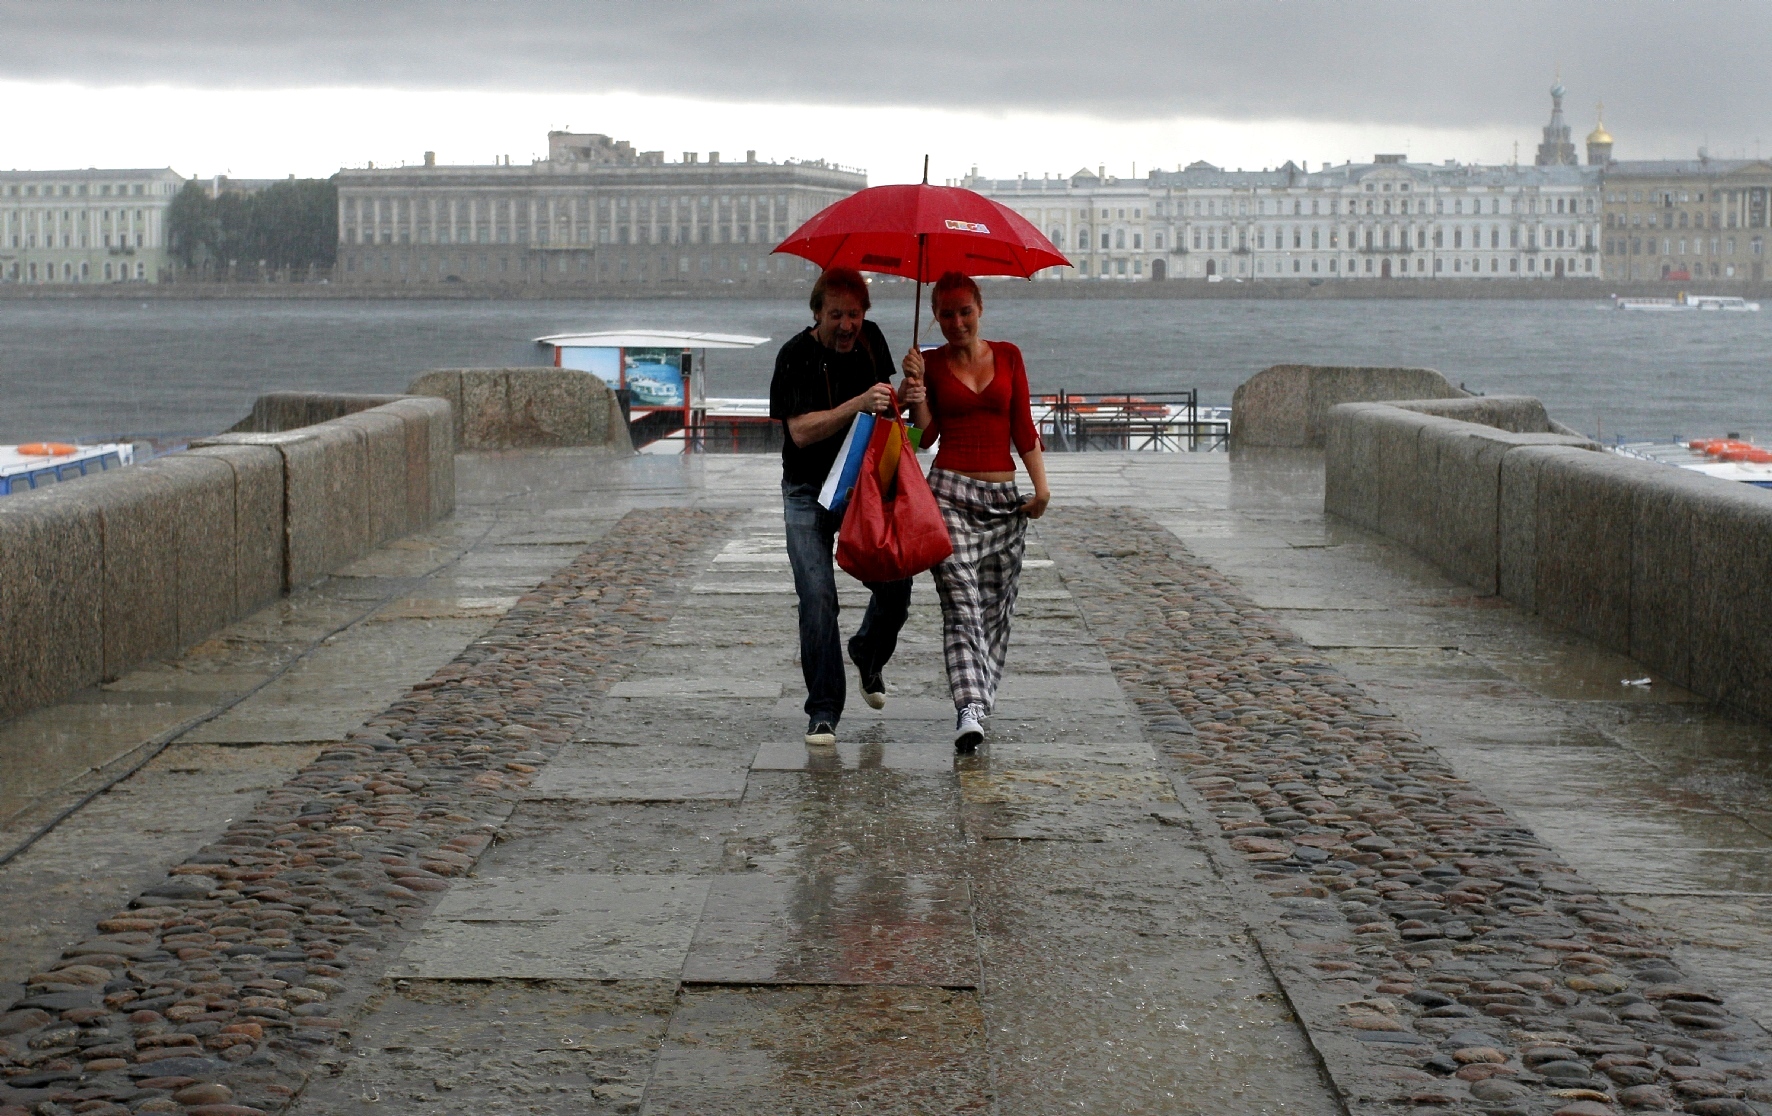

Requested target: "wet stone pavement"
[{"left": 2, "top": 451, "right": 1771, "bottom": 1115}]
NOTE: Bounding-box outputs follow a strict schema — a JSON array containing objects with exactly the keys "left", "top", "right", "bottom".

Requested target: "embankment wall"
[
  {"left": 1231, "top": 365, "right": 1469, "bottom": 448},
  {"left": 0, "top": 395, "right": 454, "bottom": 722},
  {"left": 406, "top": 369, "right": 632, "bottom": 452},
  {"left": 1325, "top": 400, "right": 1772, "bottom": 723}
]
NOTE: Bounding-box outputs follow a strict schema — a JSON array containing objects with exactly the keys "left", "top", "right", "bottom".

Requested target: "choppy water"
[{"left": 1, "top": 294, "right": 1769, "bottom": 443}]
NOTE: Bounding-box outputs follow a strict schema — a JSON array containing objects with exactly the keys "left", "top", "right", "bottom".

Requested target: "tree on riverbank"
[{"left": 168, "top": 177, "right": 338, "bottom": 279}]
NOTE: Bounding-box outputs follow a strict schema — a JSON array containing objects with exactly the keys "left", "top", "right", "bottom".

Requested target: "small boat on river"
[
  {"left": 1613, "top": 293, "right": 1760, "bottom": 312},
  {"left": 1613, "top": 437, "right": 1772, "bottom": 488},
  {"left": 0, "top": 442, "right": 134, "bottom": 495}
]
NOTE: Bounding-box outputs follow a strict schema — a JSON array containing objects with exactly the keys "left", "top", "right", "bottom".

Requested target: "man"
[{"left": 769, "top": 268, "right": 923, "bottom": 746}]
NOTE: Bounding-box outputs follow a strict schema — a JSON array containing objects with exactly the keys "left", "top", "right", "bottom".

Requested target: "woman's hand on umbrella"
[
  {"left": 901, "top": 347, "right": 925, "bottom": 381},
  {"left": 899, "top": 375, "right": 926, "bottom": 406}
]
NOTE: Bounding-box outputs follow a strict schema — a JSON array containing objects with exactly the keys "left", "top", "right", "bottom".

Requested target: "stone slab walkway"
[{"left": 5, "top": 451, "right": 1772, "bottom": 1116}]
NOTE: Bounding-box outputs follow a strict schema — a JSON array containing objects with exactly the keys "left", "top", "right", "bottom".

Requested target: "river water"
[{"left": 2, "top": 294, "right": 1769, "bottom": 443}]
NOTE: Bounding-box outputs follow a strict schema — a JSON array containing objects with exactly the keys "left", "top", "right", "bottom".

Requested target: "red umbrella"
[{"left": 774, "top": 168, "right": 1071, "bottom": 344}]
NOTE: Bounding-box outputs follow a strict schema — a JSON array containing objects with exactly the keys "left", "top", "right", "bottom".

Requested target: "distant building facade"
[
  {"left": 968, "top": 155, "right": 1602, "bottom": 282},
  {"left": 333, "top": 132, "right": 866, "bottom": 287},
  {"left": 1601, "top": 158, "right": 1772, "bottom": 282},
  {"left": 0, "top": 168, "right": 185, "bottom": 284}
]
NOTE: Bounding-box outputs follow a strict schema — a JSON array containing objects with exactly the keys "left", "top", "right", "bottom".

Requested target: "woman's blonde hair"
[{"left": 930, "top": 271, "right": 982, "bottom": 312}]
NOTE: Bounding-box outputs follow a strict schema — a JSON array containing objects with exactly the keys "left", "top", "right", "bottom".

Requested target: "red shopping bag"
[{"left": 836, "top": 393, "right": 952, "bottom": 583}]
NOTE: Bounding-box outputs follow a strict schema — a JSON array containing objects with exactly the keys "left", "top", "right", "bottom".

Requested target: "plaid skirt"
[{"left": 927, "top": 468, "right": 1027, "bottom": 713}]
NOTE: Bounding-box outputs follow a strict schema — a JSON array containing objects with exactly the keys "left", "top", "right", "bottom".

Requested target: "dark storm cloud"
[{"left": 5, "top": 1, "right": 1769, "bottom": 154}]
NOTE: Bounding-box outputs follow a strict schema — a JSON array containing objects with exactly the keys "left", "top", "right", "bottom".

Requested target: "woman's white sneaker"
[{"left": 954, "top": 704, "right": 985, "bottom": 753}]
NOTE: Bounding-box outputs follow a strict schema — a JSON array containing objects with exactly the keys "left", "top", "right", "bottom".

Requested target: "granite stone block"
[
  {"left": 405, "top": 370, "right": 465, "bottom": 447},
  {"left": 409, "top": 368, "right": 627, "bottom": 452},
  {"left": 1392, "top": 395, "right": 1553, "bottom": 433},
  {"left": 137, "top": 454, "right": 237, "bottom": 649},
  {"left": 1323, "top": 403, "right": 1387, "bottom": 529},
  {"left": 1627, "top": 466, "right": 1721, "bottom": 690},
  {"left": 1231, "top": 363, "right": 1465, "bottom": 448},
  {"left": 458, "top": 370, "right": 511, "bottom": 450},
  {"left": 0, "top": 490, "right": 104, "bottom": 718},
  {"left": 1371, "top": 410, "right": 1432, "bottom": 550},
  {"left": 380, "top": 396, "right": 455, "bottom": 521},
  {"left": 195, "top": 426, "right": 370, "bottom": 588},
  {"left": 1498, "top": 447, "right": 1550, "bottom": 612},
  {"left": 1531, "top": 448, "right": 1636, "bottom": 653},
  {"left": 1424, "top": 426, "right": 1597, "bottom": 596},
  {"left": 81, "top": 469, "right": 182, "bottom": 680},
  {"left": 186, "top": 444, "right": 285, "bottom": 610},
  {"left": 226, "top": 391, "right": 404, "bottom": 434},
  {"left": 286, "top": 423, "right": 370, "bottom": 587},
  {"left": 336, "top": 409, "right": 411, "bottom": 546},
  {"left": 1685, "top": 483, "right": 1772, "bottom": 721}
]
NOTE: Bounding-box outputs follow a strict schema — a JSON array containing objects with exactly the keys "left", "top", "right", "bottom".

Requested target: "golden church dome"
[{"left": 1587, "top": 103, "right": 1612, "bottom": 146}]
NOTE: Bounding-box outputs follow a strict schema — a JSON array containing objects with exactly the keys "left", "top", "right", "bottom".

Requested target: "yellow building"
[{"left": 1601, "top": 157, "right": 1772, "bottom": 283}]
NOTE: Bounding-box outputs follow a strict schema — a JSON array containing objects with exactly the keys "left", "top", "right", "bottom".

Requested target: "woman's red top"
[{"left": 921, "top": 341, "right": 1042, "bottom": 473}]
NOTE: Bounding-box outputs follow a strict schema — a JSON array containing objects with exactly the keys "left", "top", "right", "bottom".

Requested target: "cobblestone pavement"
[
  {"left": 4, "top": 452, "right": 1772, "bottom": 1116},
  {"left": 1042, "top": 506, "right": 1772, "bottom": 1116}
]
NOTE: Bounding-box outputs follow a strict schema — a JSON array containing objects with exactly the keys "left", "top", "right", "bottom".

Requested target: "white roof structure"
[{"left": 534, "top": 330, "right": 770, "bottom": 350}]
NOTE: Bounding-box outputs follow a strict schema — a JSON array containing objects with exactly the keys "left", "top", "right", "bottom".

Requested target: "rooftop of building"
[
  {"left": 1602, "top": 157, "right": 1772, "bottom": 179},
  {"left": 967, "top": 156, "right": 1600, "bottom": 193},
  {"left": 0, "top": 167, "right": 183, "bottom": 180}
]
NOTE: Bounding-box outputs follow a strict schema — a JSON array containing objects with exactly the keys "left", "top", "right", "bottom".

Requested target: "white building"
[
  {"left": 333, "top": 132, "right": 865, "bottom": 288},
  {"left": 967, "top": 155, "right": 1604, "bottom": 282},
  {"left": 0, "top": 168, "right": 186, "bottom": 284}
]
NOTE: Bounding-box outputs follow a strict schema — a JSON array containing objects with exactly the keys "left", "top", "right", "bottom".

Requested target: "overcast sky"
[{"left": 5, "top": 1, "right": 1768, "bottom": 180}]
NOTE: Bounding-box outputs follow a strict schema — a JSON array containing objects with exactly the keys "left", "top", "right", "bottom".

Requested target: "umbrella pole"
[
  {"left": 913, "top": 233, "right": 926, "bottom": 349},
  {"left": 913, "top": 155, "right": 929, "bottom": 350}
]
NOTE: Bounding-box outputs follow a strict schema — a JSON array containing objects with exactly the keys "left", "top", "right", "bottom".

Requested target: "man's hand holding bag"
[{"left": 835, "top": 388, "right": 952, "bottom": 583}]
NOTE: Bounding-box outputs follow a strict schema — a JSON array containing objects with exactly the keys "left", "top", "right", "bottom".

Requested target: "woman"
[{"left": 902, "top": 271, "right": 1050, "bottom": 753}]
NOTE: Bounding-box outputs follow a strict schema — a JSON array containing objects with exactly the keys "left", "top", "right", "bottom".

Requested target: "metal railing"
[
  {"left": 663, "top": 391, "right": 1231, "bottom": 454},
  {"left": 1039, "top": 390, "right": 1229, "bottom": 452}
]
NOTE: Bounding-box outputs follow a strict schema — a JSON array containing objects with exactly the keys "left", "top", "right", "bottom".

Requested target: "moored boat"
[
  {"left": 1, "top": 442, "right": 135, "bottom": 495},
  {"left": 1613, "top": 293, "right": 1760, "bottom": 312}
]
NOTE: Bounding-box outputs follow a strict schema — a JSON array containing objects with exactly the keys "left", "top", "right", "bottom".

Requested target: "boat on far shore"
[{"left": 1613, "top": 293, "right": 1760, "bottom": 312}]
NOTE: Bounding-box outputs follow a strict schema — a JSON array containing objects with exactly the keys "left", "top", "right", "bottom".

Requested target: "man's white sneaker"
[{"left": 954, "top": 703, "right": 985, "bottom": 753}]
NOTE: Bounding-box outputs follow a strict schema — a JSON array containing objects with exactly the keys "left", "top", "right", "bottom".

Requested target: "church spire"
[{"left": 1535, "top": 76, "right": 1578, "bottom": 166}]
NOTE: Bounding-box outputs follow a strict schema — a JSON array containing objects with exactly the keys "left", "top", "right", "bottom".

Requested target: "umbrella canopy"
[{"left": 774, "top": 183, "right": 1070, "bottom": 283}]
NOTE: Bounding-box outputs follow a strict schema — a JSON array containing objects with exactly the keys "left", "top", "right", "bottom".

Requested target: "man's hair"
[
  {"left": 930, "top": 270, "right": 982, "bottom": 312},
  {"left": 810, "top": 268, "right": 871, "bottom": 313}
]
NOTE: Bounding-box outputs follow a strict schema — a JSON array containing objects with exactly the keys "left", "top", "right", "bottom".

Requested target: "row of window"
[
  {"left": 1605, "top": 236, "right": 1764, "bottom": 256},
  {"left": 2, "top": 209, "right": 149, "bottom": 223},
  {"left": 340, "top": 251, "right": 821, "bottom": 280},
  {"left": 344, "top": 193, "right": 798, "bottom": 228},
  {"left": 1606, "top": 188, "right": 1766, "bottom": 204},
  {"left": 1190, "top": 255, "right": 1593, "bottom": 276},
  {"left": 1, "top": 182, "right": 161, "bottom": 198},
  {"left": 1607, "top": 210, "right": 1754, "bottom": 229},
  {"left": 1183, "top": 225, "right": 1591, "bottom": 251},
  {"left": 1017, "top": 194, "right": 1593, "bottom": 221},
  {"left": 346, "top": 224, "right": 789, "bottom": 247},
  {"left": 7, "top": 232, "right": 150, "bottom": 249},
  {"left": 1, "top": 260, "right": 149, "bottom": 282}
]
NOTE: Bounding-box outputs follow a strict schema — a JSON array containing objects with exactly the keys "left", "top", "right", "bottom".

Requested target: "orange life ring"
[{"left": 18, "top": 442, "right": 77, "bottom": 457}]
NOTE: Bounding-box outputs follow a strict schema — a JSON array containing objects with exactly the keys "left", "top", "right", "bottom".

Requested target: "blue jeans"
[{"left": 782, "top": 481, "right": 912, "bottom": 722}]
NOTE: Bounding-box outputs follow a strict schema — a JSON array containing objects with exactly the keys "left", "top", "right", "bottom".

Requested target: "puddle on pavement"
[
  {"left": 682, "top": 873, "right": 978, "bottom": 987},
  {"left": 291, "top": 979, "right": 677, "bottom": 1116},
  {"left": 645, "top": 985, "right": 989, "bottom": 1114}
]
